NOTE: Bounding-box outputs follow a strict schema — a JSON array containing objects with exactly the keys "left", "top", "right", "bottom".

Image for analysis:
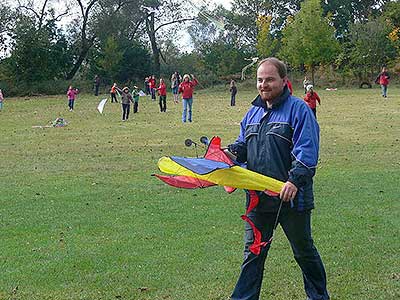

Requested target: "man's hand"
[{"left": 279, "top": 181, "right": 298, "bottom": 202}]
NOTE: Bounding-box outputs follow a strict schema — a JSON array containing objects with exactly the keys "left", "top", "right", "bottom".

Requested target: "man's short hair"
[{"left": 257, "top": 57, "right": 287, "bottom": 79}]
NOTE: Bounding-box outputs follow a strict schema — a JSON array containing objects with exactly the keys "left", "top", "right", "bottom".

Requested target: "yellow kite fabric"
[{"left": 157, "top": 156, "right": 284, "bottom": 193}]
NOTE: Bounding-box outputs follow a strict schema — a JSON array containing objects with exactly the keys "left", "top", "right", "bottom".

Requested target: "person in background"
[
  {"left": 228, "top": 57, "right": 329, "bottom": 300},
  {"left": 0, "top": 89, "right": 4, "bottom": 111},
  {"left": 110, "top": 83, "right": 118, "bottom": 103},
  {"left": 303, "top": 84, "right": 321, "bottom": 118},
  {"left": 303, "top": 76, "right": 311, "bottom": 94},
  {"left": 149, "top": 75, "right": 156, "bottom": 101},
  {"left": 94, "top": 75, "right": 100, "bottom": 96},
  {"left": 375, "top": 66, "right": 390, "bottom": 98},
  {"left": 230, "top": 79, "right": 238, "bottom": 106},
  {"left": 287, "top": 78, "right": 293, "bottom": 95},
  {"left": 66, "top": 86, "right": 79, "bottom": 111},
  {"left": 157, "top": 78, "right": 167, "bottom": 112},
  {"left": 132, "top": 86, "right": 140, "bottom": 113},
  {"left": 144, "top": 77, "right": 150, "bottom": 95},
  {"left": 116, "top": 86, "right": 133, "bottom": 121},
  {"left": 178, "top": 74, "right": 198, "bottom": 123},
  {"left": 171, "top": 71, "right": 182, "bottom": 104}
]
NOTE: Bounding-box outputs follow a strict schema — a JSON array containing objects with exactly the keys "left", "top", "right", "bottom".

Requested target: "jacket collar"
[{"left": 251, "top": 85, "right": 290, "bottom": 109}]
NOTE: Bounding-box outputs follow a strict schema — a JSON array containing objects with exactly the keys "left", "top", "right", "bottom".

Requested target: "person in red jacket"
[
  {"left": 287, "top": 79, "right": 293, "bottom": 95},
  {"left": 178, "top": 74, "right": 198, "bottom": 123},
  {"left": 157, "top": 78, "right": 167, "bottom": 112},
  {"left": 148, "top": 75, "right": 156, "bottom": 101},
  {"left": 303, "top": 85, "right": 321, "bottom": 118},
  {"left": 375, "top": 67, "right": 390, "bottom": 98}
]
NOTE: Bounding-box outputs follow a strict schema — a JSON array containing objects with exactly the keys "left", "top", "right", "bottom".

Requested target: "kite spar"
[{"left": 153, "top": 136, "right": 285, "bottom": 255}]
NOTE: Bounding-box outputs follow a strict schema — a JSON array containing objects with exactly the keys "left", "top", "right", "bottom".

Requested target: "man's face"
[{"left": 257, "top": 62, "right": 287, "bottom": 102}]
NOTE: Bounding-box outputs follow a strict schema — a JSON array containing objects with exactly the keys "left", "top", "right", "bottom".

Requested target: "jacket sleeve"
[{"left": 288, "top": 104, "right": 319, "bottom": 188}]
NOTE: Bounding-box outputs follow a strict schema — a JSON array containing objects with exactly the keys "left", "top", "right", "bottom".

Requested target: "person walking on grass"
[
  {"left": 66, "top": 86, "right": 79, "bottom": 111},
  {"left": 110, "top": 83, "right": 118, "bottom": 103},
  {"left": 149, "top": 75, "right": 156, "bottom": 101},
  {"left": 303, "top": 75, "right": 311, "bottom": 94},
  {"left": 116, "top": 86, "right": 133, "bottom": 121},
  {"left": 303, "top": 84, "right": 321, "bottom": 118},
  {"left": 178, "top": 74, "right": 198, "bottom": 123},
  {"left": 228, "top": 57, "right": 329, "bottom": 300},
  {"left": 132, "top": 86, "right": 140, "bottom": 113},
  {"left": 230, "top": 79, "right": 237, "bottom": 106},
  {"left": 171, "top": 71, "right": 182, "bottom": 104},
  {"left": 375, "top": 66, "right": 390, "bottom": 98},
  {"left": 0, "top": 89, "right": 4, "bottom": 111},
  {"left": 157, "top": 78, "right": 167, "bottom": 112},
  {"left": 94, "top": 75, "right": 100, "bottom": 96}
]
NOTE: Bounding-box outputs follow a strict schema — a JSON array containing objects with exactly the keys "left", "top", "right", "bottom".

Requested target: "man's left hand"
[{"left": 280, "top": 181, "right": 298, "bottom": 202}]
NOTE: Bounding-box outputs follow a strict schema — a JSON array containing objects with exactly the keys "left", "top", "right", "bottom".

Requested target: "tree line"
[{"left": 0, "top": 0, "right": 399, "bottom": 96}]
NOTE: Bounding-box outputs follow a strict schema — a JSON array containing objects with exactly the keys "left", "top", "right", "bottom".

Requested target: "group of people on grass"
[
  {"left": 128, "top": 72, "right": 199, "bottom": 122},
  {"left": 63, "top": 66, "right": 393, "bottom": 123}
]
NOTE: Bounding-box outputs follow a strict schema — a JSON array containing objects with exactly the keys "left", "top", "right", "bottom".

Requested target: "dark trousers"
[
  {"left": 133, "top": 101, "right": 138, "bottom": 113},
  {"left": 151, "top": 88, "right": 156, "bottom": 100},
  {"left": 312, "top": 108, "right": 317, "bottom": 118},
  {"left": 159, "top": 95, "right": 166, "bottom": 112},
  {"left": 68, "top": 99, "right": 74, "bottom": 110},
  {"left": 122, "top": 103, "right": 130, "bottom": 120},
  {"left": 95, "top": 84, "right": 99, "bottom": 96},
  {"left": 111, "top": 93, "right": 118, "bottom": 103},
  {"left": 231, "top": 93, "right": 236, "bottom": 106},
  {"left": 231, "top": 208, "right": 329, "bottom": 300}
]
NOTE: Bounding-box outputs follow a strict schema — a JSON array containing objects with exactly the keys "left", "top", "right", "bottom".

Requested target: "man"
[
  {"left": 228, "top": 57, "right": 329, "bottom": 300},
  {"left": 94, "top": 75, "right": 100, "bottom": 96}
]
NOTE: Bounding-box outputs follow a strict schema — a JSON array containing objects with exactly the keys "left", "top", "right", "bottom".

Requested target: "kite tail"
[{"left": 241, "top": 190, "right": 272, "bottom": 255}]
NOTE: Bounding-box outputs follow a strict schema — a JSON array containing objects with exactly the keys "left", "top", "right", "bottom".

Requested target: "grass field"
[{"left": 0, "top": 85, "right": 399, "bottom": 300}]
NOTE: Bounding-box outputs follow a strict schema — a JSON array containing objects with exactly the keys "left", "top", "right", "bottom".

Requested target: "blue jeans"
[
  {"left": 231, "top": 208, "right": 329, "bottom": 300},
  {"left": 381, "top": 85, "right": 387, "bottom": 97},
  {"left": 68, "top": 99, "right": 74, "bottom": 110},
  {"left": 182, "top": 98, "right": 193, "bottom": 122}
]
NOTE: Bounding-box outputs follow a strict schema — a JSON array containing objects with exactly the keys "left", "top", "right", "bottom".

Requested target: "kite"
[
  {"left": 97, "top": 98, "right": 108, "bottom": 114},
  {"left": 139, "top": 90, "right": 146, "bottom": 97},
  {"left": 154, "top": 136, "right": 285, "bottom": 255},
  {"left": 241, "top": 57, "right": 259, "bottom": 80},
  {"left": 32, "top": 118, "right": 68, "bottom": 128}
]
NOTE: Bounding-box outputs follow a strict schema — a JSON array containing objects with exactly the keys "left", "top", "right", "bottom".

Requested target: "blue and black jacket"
[{"left": 230, "top": 86, "right": 319, "bottom": 211}]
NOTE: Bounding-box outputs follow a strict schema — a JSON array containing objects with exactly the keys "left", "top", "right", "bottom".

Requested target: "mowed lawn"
[{"left": 0, "top": 85, "right": 399, "bottom": 300}]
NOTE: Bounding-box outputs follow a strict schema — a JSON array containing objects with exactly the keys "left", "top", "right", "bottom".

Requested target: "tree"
[
  {"left": 322, "top": 0, "right": 391, "bottom": 39},
  {"left": 142, "top": 0, "right": 195, "bottom": 76},
  {"left": 256, "top": 15, "right": 278, "bottom": 58},
  {"left": 344, "top": 17, "right": 397, "bottom": 82},
  {"left": 225, "top": 0, "right": 301, "bottom": 49},
  {"left": 8, "top": 1, "right": 71, "bottom": 83},
  {"left": 97, "top": 36, "right": 124, "bottom": 81},
  {"left": 281, "top": 0, "right": 339, "bottom": 83}
]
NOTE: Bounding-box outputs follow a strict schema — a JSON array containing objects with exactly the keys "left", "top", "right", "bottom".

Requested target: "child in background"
[
  {"left": 110, "top": 83, "right": 118, "bottom": 103},
  {"left": 149, "top": 75, "right": 156, "bottom": 101},
  {"left": 303, "top": 85, "right": 321, "bottom": 118},
  {"left": 0, "top": 89, "right": 4, "bottom": 111},
  {"left": 157, "top": 78, "right": 167, "bottom": 112},
  {"left": 116, "top": 86, "right": 133, "bottom": 121},
  {"left": 66, "top": 86, "right": 79, "bottom": 111},
  {"left": 229, "top": 79, "right": 237, "bottom": 106},
  {"left": 132, "top": 86, "right": 140, "bottom": 113}
]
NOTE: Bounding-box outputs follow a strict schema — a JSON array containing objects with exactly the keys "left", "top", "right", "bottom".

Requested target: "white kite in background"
[
  {"left": 97, "top": 98, "right": 108, "bottom": 114},
  {"left": 241, "top": 57, "right": 259, "bottom": 80},
  {"left": 139, "top": 90, "right": 146, "bottom": 96},
  {"left": 186, "top": 0, "right": 226, "bottom": 31}
]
